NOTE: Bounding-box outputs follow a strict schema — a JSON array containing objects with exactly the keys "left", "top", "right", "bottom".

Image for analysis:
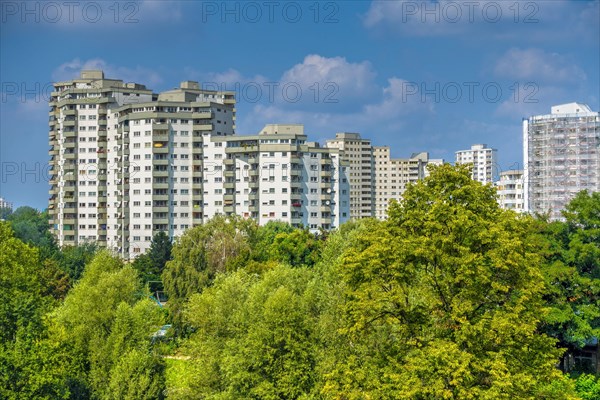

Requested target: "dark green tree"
[
  {"left": 6, "top": 206, "right": 58, "bottom": 259},
  {"left": 132, "top": 231, "right": 173, "bottom": 287},
  {"left": 536, "top": 191, "right": 600, "bottom": 373}
]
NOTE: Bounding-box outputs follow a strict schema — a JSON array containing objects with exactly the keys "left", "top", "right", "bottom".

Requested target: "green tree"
[
  {"left": 0, "top": 222, "right": 68, "bottom": 399},
  {"left": 321, "top": 164, "right": 576, "bottom": 399},
  {"left": 268, "top": 228, "right": 321, "bottom": 267},
  {"left": 52, "top": 250, "right": 166, "bottom": 399},
  {"left": 176, "top": 266, "right": 322, "bottom": 399},
  {"left": 52, "top": 242, "right": 97, "bottom": 282},
  {"left": 6, "top": 206, "right": 58, "bottom": 259},
  {"left": 132, "top": 231, "right": 173, "bottom": 286},
  {"left": 574, "top": 374, "right": 600, "bottom": 400},
  {"left": 536, "top": 191, "right": 600, "bottom": 372},
  {"left": 250, "top": 220, "right": 295, "bottom": 262},
  {"left": 162, "top": 215, "right": 258, "bottom": 331}
]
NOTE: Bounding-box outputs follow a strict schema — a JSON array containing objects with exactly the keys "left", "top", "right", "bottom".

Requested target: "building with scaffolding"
[{"left": 523, "top": 103, "right": 600, "bottom": 220}]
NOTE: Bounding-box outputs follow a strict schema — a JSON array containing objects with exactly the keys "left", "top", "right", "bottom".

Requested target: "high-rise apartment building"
[
  {"left": 495, "top": 170, "right": 525, "bottom": 212},
  {"left": 203, "top": 124, "right": 350, "bottom": 232},
  {"left": 49, "top": 71, "right": 235, "bottom": 257},
  {"left": 455, "top": 144, "right": 498, "bottom": 184},
  {"left": 0, "top": 197, "right": 13, "bottom": 211},
  {"left": 326, "top": 133, "right": 374, "bottom": 219},
  {"left": 373, "top": 148, "right": 443, "bottom": 219},
  {"left": 49, "top": 71, "right": 348, "bottom": 258},
  {"left": 523, "top": 103, "right": 600, "bottom": 220}
]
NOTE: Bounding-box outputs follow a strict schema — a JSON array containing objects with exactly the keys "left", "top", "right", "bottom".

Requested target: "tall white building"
[
  {"left": 326, "top": 133, "right": 375, "bottom": 219},
  {"left": 202, "top": 124, "right": 350, "bottom": 231},
  {"left": 495, "top": 170, "right": 525, "bottom": 212},
  {"left": 0, "top": 197, "right": 13, "bottom": 211},
  {"left": 455, "top": 144, "right": 498, "bottom": 184},
  {"left": 523, "top": 103, "right": 600, "bottom": 220},
  {"left": 373, "top": 148, "right": 443, "bottom": 219},
  {"left": 49, "top": 71, "right": 349, "bottom": 258}
]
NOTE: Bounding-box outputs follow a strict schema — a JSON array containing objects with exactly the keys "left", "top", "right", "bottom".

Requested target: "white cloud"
[
  {"left": 52, "top": 58, "right": 163, "bottom": 87},
  {"left": 281, "top": 54, "right": 377, "bottom": 100},
  {"left": 493, "top": 48, "right": 587, "bottom": 83},
  {"left": 238, "top": 75, "right": 433, "bottom": 137}
]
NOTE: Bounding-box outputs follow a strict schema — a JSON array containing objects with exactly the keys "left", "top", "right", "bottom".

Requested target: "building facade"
[
  {"left": 373, "top": 148, "right": 443, "bottom": 219},
  {"left": 495, "top": 170, "right": 525, "bottom": 212},
  {"left": 203, "top": 124, "right": 350, "bottom": 232},
  {"left": 326, "top": 133, "right": 375, "bottom": 219},
  {"left": 523, "top": 103, "right": 600, "bottom": 220},
  {"left": 0, "top": 197, "right": 13, "bottom": 211},
  {"left": 455, "top": 144, "right": 498, "bottom": 184},
  {"left": 49, "top": 71, "right": 348, "bottom": 258}
]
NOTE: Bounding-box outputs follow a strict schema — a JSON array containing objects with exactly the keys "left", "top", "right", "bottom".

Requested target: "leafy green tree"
[
  {"left": 6, "top": 206, "right": 58, "bottom": 259},
  {"left": 574, "top": 374, "right": 600, "bottom": 400},
  {"left": 536, "top": 191, "right": 600, "bottom": 372},
  {"left": 0, "top": 222, "right": 69, "bottom": 399},
  {"left": 132, "top": 231, "right": 172, "bottom": 286},
  {"left": 176, "top": 266, "right": 322, "bottom": 399},
  {"left": 320, "top": 164, "right": 576, "bottom": 399},
  {"left": 250, "top": 220, "right": 295, "bottom": 262},
  {"left": 52, "top": 250, "right": 166, "bottom": 399},
  {"left": 268, "top": 228, "right": 322, "bottom": 267},
  {"left": 562, "top": 191, "right": 600, "bottom": 278},
  {"left": 52, "top": 242, "right": 97, "bottom": 282},
  {"left": 162, "top": 215, "right": 258, "bottom": 330}
]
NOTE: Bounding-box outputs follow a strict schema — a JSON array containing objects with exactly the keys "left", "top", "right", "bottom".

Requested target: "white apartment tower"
[
  {"left": 523, "top": 103, "right": 600, "bottom": 220},
  {"left": 373, "top": 148, "right": 443, "bottom": 219},
  {"left": 49, "top": 71, "right": 236, "bottom": 257},
  {"left": 0, "top": 197, "right": 13, "bottom": 211},
  {"left": 495, "top": 170, "right": 525, "bottom": 212},
  {"left": 203, "top": 124, "right": 350, "bottom": 231},
  {"left": 49, "top": 71, "right": 349, "bottom": 258},
  {"left": 326, "top": 133, "right": 374, "bottom": 219},
  {"left": 455, "top": 144, "right": 498, "bottom": 184}
]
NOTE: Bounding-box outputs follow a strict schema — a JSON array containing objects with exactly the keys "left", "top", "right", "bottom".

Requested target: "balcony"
[
  {"left": 153, "top": 158, "right": 169, "bottom": 166},
  {"left": 193, "top": 123, "right": 213, "bottom": 130}
]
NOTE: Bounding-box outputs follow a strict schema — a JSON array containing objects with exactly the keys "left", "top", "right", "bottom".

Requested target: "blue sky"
[{"left": 1, "top": 0, "right": 598, "bottom": 209}]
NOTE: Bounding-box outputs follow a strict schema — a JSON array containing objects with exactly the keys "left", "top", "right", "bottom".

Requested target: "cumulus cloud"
[
  {"left": 52, "top": 58, "right": 163, "bottom": 87},
  {"left": 238, "top": 73, "right": 434, "bottom": 137},
  {"left": 493, "top": 48, "right": 587, "bottom": 83},
  {"left": 281, "top": 54, "right": 377, "bottom": 100}
]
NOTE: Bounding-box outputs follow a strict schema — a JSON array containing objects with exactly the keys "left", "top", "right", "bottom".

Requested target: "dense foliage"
[{"left": 1, "top": 164, "right": 599, "bottom": 399}]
